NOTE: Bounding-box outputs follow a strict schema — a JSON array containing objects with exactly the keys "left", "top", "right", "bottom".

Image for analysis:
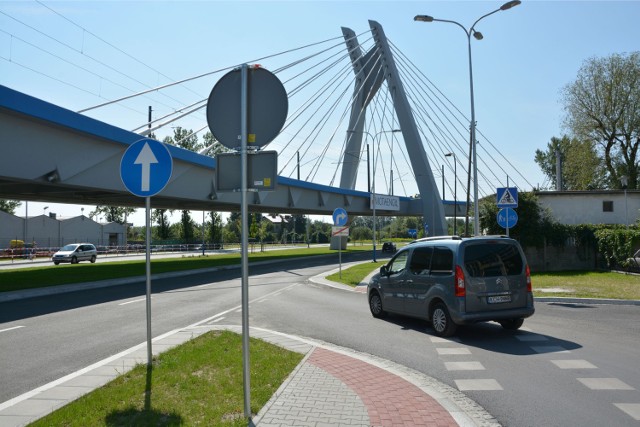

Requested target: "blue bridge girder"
[{"left": 0, "top": 85, "right": 463, "bottom": 219}]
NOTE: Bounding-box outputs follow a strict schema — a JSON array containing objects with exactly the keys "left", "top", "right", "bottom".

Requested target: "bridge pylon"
[{"left": 340, "top": 21, "right": 447, "bottom": 236}]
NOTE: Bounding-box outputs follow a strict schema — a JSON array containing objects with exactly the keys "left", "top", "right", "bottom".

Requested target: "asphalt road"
[{"left": 1, "top": 257, "right": 639, "bottom": 426}]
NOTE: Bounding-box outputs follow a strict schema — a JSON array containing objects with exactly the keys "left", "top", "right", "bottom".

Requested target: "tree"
[
  {"left": 180, "top": 209, "right": 196, "bottom": 242},
  {"left": 562, "top": 52, "right": 640, "bottom": 189},
  {"left": 534, "top": 136, "right": 606, "bottom": 190},
  {"left": 152, "top": 209, "right": 172, "bottom": 239},
  {"left": 0, "top": 200, "right": 20, "bottom": 214},
  {"left": 90, "top": 206, "right": 136, "bottom": 224},
  {"left": 207, "top": 212, "right": 223, "bottom": 243}
]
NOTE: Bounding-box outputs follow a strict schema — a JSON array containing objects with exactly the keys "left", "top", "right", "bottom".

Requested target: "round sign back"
[{"left": 206, "top": 66, "right": 288, "bottom": 150}]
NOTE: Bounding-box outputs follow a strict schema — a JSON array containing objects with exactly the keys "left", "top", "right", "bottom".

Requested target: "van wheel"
[
  {"left": 54, "top": 261, "right": 60, "bottom": 265},
  {"left": 369, "top": 291, "right": 387, "bottom": 319},
  {"left": 71, "top": 256, "right": 78, "bottom": 264},
  {"left": 499, "top": 318, "right": 524, "bottom": 330},
  {"left": 90, "top": 255, "right": 96, "bottom": 263},
  {"left": 431, "top": 303, "right": 457, "bottom": 337}
]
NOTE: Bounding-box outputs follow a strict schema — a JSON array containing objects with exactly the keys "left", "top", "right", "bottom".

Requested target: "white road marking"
[
  {"left": 436, "top": 347, "right": 471, "bottom": 355},
  {"left": 0, "top": 325, "right": 25, "bottom": 334},
  {"left": 551, "top": 359, "right": 597, "bottom": 369},
  {"left": 614, "top": 403, "right": 640, "bottom": 421},
  {"left": 445, "top": 361, "right": 485, "bottom": 371},
  {"left": 212, "top": 317, "right": 225, "bottom": 323},
  {"left": 119, "top": 297, "right": 149, "bottom": 306},
  {"left": 530, "top": 345, "right": 570, "bottom": 354},
  {"left": 578, "top": 378, "right": 635, "bottom": 390},
  {"left": 455, "top": 379, "right": 503, "bottom": 391}
]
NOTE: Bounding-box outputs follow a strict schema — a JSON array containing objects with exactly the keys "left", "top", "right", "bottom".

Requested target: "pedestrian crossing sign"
[{"left": 496, "top": 187, "right": 518, "bottom": 208}]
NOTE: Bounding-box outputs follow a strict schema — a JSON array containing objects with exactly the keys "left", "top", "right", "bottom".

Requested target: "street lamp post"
[
  {"left": 445, "top": 153, "right": 457, "bottom": 236},
  {"left": 415, "top": 0, "right": 521, "bottom": 236},
  {"left": 621, "top": 175, "right": 629, "bottom": 228},
  {"left": 347, "top": 128, "right": 401, "bottom": 262}
]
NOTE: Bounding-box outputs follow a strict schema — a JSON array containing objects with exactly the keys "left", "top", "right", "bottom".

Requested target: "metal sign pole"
[
  {"left": 145, "top": 196, "right": 152, "bottom": 366},
  {"left": 240, "top": 63, "right": 251, "bottom": 419}
]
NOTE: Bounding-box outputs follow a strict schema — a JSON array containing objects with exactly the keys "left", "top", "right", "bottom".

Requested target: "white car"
[{"left": 52, "top": 243, "right": 98, "bottom": 265}]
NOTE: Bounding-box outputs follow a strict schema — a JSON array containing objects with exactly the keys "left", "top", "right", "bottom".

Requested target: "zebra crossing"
[{"left": 430, "top": 328, "right": 640, "bottom": 422}]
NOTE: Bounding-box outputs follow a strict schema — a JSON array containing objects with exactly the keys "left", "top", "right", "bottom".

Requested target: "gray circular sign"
[{"left": 206, "top": 66, "right": 288, "bottom": 150}]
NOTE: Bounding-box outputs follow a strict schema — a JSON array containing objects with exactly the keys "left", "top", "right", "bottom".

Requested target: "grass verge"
[
  {"left": 532, "top": 270, "right": 640, "bottom": 300},
  {"left": 29, "top": 330, "right": 303, "bottom": 427},
  {"left": 0, "top": 246, "right": 372, "bottom": 293},
  {"left": 326, "top": 261, "right": 382, "bottom": 287}
]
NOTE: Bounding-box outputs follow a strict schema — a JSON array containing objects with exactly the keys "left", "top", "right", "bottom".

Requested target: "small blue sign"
[
  {"left": 423, "top": 223, "right": 429, "bottom": 236},
  {"left": 497, "top": 187, "right": 518, "bottom": 208},
  {"left": 332, "top": 208, "right": 348, "bottom": 226},
  {"left": 121, "top": 139, "right": 173, "bottom": 197},
  {"left": 408, "top": 229, "right": 417, "bottom": 238},
  {"left": 497, "top": 207, "right": 518, "bottom": 228}
]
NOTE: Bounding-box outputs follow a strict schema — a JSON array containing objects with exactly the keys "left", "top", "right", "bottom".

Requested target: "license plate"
[{"left": 488, "top": 295, "right": 511, "bottom": 304}]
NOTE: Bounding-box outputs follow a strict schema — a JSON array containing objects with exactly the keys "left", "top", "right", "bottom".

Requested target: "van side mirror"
[{"left": 380, "top": 265, "right": 389, "bottom": 276}]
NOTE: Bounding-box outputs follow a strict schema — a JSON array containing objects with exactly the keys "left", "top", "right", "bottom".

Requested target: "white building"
[{"left": 535, "top": 190, "right": 640, "bottom": 226}]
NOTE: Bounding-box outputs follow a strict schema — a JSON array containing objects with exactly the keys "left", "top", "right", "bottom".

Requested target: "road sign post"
[
  {"left": 206, "top": 64, "right": 288, "bottom": 421},
  {"left": 121, "top": 138, "right": 173, "bottom": 367},
  {"left": 332, "top": 208, "right": 349, "bottom": 278}
]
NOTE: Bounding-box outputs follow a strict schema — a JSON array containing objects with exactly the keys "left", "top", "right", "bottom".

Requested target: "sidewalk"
[{"left": 0, "top": 324, "right": 498, "bottom": 427}]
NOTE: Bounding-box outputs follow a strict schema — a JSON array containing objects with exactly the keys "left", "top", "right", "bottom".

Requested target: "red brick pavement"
[{"left": 308, "top": 347, "right": 458, "bottom": 427}]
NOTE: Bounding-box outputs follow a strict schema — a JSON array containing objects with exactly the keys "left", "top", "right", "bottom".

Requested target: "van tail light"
[
  {"left": 525, "top": 264, "right": 532, "bottom": 292},
  {"left": 455, "top": 265, "right": 466, "bottom": 297}
]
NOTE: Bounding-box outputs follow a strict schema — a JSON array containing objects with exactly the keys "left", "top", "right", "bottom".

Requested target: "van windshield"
[
  {"left": 464, "top": 243, "right": 523, "bottom": 277},
  {"left": 60, "top": 244, "right": 79, "bottom": 251}
]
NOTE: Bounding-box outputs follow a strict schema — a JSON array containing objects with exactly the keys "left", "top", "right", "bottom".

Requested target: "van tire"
[
  {"left": 431, "top": 303, "right": 457, "bottom": 337},
  {"left": 90, "top": 255, "right": 96, "bottom": 263},
  {"left": 499, "top": 318, "right": 524, "bottom": 330},
  {"left": 71, "top": 256, "right": 78, "bottom": 264},
  {"left": 369, "top": 291, "right": 387, "bottom": 319}
]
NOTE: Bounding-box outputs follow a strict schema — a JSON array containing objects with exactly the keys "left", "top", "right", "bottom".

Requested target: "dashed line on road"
[
  {"left": 0, "top": 325, "right": 25, "bottom": 334},
  {"left": 578, "top": 378, "right": 635, "bottom": 390}
]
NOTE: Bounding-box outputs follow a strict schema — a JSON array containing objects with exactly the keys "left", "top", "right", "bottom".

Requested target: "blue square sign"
[{"left": 496, "top": 187, "right": 518, "bottom": 208}]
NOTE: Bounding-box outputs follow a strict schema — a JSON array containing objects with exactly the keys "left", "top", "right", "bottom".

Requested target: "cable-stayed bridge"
[{"left": 0, "top": 20, "right": 533, "bottom": 235}]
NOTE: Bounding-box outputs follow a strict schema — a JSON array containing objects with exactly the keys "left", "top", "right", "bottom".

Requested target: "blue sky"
[{"left": 2, "top": 0, "right": 639, "bottom": 226}]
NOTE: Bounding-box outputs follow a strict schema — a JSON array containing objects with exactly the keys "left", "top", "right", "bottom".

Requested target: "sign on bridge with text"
[{"left": 370, "top": 194, "right": 400, "bottom": 211}]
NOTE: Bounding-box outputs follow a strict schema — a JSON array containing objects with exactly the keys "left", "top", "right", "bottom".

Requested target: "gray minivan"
[
  {"left": 367, "top": 236, "right": 534, "bottom": 337},
  {"left": 52, "top": 243, "right": 97, "bottom": 265}
]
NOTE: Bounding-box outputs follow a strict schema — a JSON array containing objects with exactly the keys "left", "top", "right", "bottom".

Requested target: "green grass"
[
  {"left": 326, "top": 261, "right": 382, "bottom": 287},
  {"left": 532, "top": 270, "right": 640, "bottom": 300},
  {"left": 29, "top": 330, "right": 303, "bottom": 427},
  {"left": 0, "top": 246, "right": 372, "bottom": 293}
]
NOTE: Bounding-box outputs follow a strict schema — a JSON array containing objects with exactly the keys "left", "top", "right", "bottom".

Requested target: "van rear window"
[{"left": 464, "top": 243, "right": 523, "bottom": 277}]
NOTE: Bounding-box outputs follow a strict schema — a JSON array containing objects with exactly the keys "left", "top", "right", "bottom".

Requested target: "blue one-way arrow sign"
[{"left": 121, "top": 139, "right": 173, "bottom": 197}]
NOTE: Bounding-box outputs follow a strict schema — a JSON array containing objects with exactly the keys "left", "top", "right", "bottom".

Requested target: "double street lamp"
[
  {"left": 415, "top": 0, "right": 521, "bottom": 236},
  {"left": 347, "top": 128, "right": 401, "bottom": 262}
]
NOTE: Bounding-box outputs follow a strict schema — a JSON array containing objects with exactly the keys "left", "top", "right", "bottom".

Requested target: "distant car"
[
  {"left": 52, "top": 243, "right": 97, "bottom": 265},
  {"left": 367, "top": 235, "right": 534, "bottom": 337},
  {"left": 381, "top": 242, "right": 397, "bottom": 253}
]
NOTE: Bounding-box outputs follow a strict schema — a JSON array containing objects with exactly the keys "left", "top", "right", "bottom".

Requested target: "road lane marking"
[
  {"left": 0, "top": 325, "right": 25, "bottom": 334},
  {"left": 578, "top": 378, "right": 635, "bottom": 390},
  {"left": 530, "top": 345, "right": 570, "bottom": 354},
  {"left": 551, "top": 359, "right": 597, "bottom": 369},
  {"left": 614, "top": 403, "right": 640, "bottom": 421},
  {"left": 445, "top": 361, "right": 485, "bottom": 371},
  {"left": 455, "top": 379, "right": 503, "bottom": 391},
  {"left": 436, "top": 347, "right": 471, "bottom": 355},
  {"left": 119, "top": 297, "right": 150, "bottom": 306}
]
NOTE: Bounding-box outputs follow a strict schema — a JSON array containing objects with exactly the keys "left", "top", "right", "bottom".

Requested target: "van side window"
[
  {"left": 388, "top": 251, "right": 409, "bottom": 275},
  {"left": 409, "top": 247, "right": 433, "bottom": 275},
  {"left": 430, "top": 247, "right": 453, "bottom": 275}
]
